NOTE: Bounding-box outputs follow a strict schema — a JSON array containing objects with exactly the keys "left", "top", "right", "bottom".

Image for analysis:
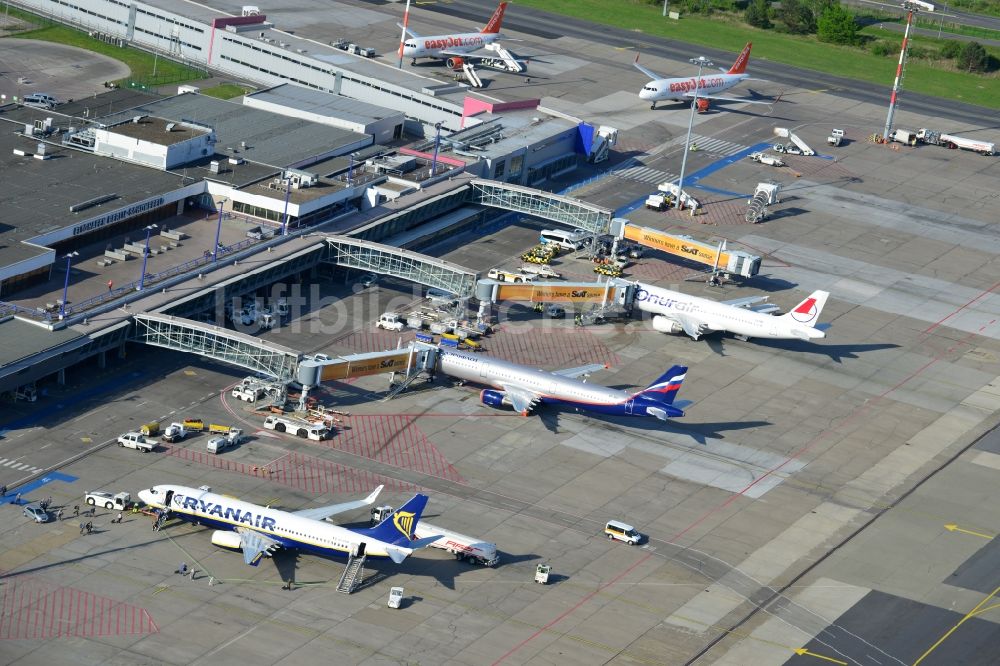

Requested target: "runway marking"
[
  {"left": 80, "top": 437, "right": 92, "bottom": 444},
  {"left": 183, "top": 370, "right": 196, "bottom": 376},
  {"left": 943, "top": 523, "right": 993, "bottom": 540},
  {"left": 913, "top": 584, "right": 1000, "bottom": 665},
  {"left": 793, "top": 647, "right": 848, "bottom": 664}
]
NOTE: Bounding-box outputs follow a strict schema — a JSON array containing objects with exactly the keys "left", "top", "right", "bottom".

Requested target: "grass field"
[
  {"left": 513, "top": 0, "right": 1000, "bottom": 109},
  {"left": 7, "top": 12, "right": 206, "bottom": 88}
]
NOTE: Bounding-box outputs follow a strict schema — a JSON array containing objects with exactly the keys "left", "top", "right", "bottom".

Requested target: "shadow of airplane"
[{"left": 747, "top": 339, "right": 900, "bottom": 363}]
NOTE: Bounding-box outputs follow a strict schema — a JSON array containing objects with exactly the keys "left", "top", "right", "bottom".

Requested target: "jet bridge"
[
  {"left": 613, "top": 219, "right": 761, "bottom": 279},
  {"left": 477, "top": 279, "right": 635, "bottom": 307},
  {"left": 469, "top": 180, "right": 613, "bottom": 235},
  {"left": 323, "top": 236, "right": 478, "bottom": 299},
  {"left": 132, "top": 313, "right": 301, "bottom": 381}
]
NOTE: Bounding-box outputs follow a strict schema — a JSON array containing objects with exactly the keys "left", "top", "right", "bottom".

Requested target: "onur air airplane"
[
  {"left": 400, "top": 1, "right": 509, "bottom": 69},
  {"left": 137, "top": 484, "right": 441, "bottom": 566},
  {"left": 634, "top": 283, "right": 829, "bottom": 342},
  {"left": 437, "top": 346, "right": 688, "bottom": 421},
  {"left": 634, "top": 42, "right": 770, "bottom": 110}
]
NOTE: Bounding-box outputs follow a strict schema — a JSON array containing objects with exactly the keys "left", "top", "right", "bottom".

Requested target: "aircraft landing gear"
[
  {"left": 650, "top": 102, "right": 656, "bottom": 110},
  {"left": 411, "top": 58, "right": 417, "bottom": 66}
]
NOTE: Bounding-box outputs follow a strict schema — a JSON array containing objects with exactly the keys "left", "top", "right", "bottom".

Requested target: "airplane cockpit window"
[{"left": 405, "top": 41, "right": 416, "bottom": 48}]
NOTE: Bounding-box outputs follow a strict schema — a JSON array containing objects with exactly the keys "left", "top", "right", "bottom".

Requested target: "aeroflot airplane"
[
  {"left": 634, "top": 42, "right": 771, "bottom": 110},
  {"left": 400, "top": 2, "right": 509, "bottom": 69},
  {"left": 634, "top": 283, "right": 829, "bottom": 342},
  {"left": 438, "top": 347, "right": 688, "bottom": 421},
  {"left": 137, "top": 484, "right": 441, "bottom": 566}
]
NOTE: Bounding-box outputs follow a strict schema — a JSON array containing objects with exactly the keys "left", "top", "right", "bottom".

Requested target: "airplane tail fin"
[
  {"left": 780, "top": 290, "right": 829, "bottom": 328},
  {"left": 481, "top": 2, "right": 508, "bottom": 34},
  {"left": 397, "top": 22, "right": 420, "bottom": 38},
  {"left": 634, "top": 365, "right": 688, "bottom": 404},
  {"left": 727, "top": 42, "right": 752, "bottom": 75},
  {"left": 360, "top": 494, "right": 429, "bottom": 545}
]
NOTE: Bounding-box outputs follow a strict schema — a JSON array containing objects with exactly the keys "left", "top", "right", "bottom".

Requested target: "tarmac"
[{"left": 1, "top": 7, "right": 1000, "bottom": 666}]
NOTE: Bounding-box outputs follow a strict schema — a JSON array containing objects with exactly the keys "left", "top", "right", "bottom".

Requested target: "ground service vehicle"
[
  {"left": 139, "top": 422, "right": 160, "bottom": 437},
  {"left": 182, "top": 418, "right": 205, "bottom": 432},
  {"left": 520, "top": 263, "right": 561, "bottom": 279},
  {"left": 388, "top": 586, "right": 404, "bottom": 608},
  {"left": 487, "top": 268, "right": 532, "bottom": 284},
  {"left": 888, "top": 128, "right": 917, "bottom": 145},
  {"left": 86, "top": 491, "right": 131, "bottom": 510},
  {"left": 23, "top": 93, "right": 58, "bottom": 109},
  {"left": 118, "top": 432, "right": 155, "bottom": 452},
  {"left": 377, "top": 312, "right": 406, "bottom": 331},
  {"left": 539, "top": 229, "right": 588, "bottom": 251},
  {"left": 645, "top": 194, "right": 669, "bottom": 211},
  {"left": 262, "top": 415, "right": 329, "bottom": 440},
  {"left": 917, "top": 128, "right": 995, "bottom": 156},
  {"left": 23, "top": 503, "right": 49, "bottom": 523},
  {"left": 372, "top": 505, "right": 499, "bottom": 565},
  {"left": 231, "top": 384, "right": 264, "bottom": 402},
  {"left": 535, "top": 563, "right": 551, "bottom": 584},
  {"left": 161, "top": 423, "right": 189, "bottom": 443},
  {"left": 207, "top": 428, "right": 244, "bottom": 454},
  {"left": 749, "top": 152, "right": 785, "bottom": 167},
  {"left": 605, "top": 520, "right": 641, "bottom": 545},
  {"left": 827, "top": 129, "right": 844, "bottom": 146}
]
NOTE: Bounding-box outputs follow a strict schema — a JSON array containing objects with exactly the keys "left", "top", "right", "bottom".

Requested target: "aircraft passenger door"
[
  {"left": 479, "top": 362, "right": 490, "bottom": 380},
  {"left": 625, "top": 399, "right": 635, "bottom": 415},
  {"left": 357, "top": 542, "right": 366, "bottom": 558},
  {"left": 165, "top": 490, "right": 174, "bottom": 509}
]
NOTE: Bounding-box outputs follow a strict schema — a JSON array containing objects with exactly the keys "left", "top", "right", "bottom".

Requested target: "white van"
[
  {"left": 23, "top": 93, "right": 58, "bottom": 109},
  {"left": 604, "top": 520, "right": 641, "bottom": 545},
  {"left": 539, "top": 229, "right": 589, "bottom": 251}
]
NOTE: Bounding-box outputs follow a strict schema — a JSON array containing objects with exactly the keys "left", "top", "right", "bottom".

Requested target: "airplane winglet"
[{"left": 364, "top": 484, "right": 384, "bottom": 504}]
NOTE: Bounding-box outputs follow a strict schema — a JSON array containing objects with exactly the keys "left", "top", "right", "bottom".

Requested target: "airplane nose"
[{"left": 137, "top": 489, "right": 156, "bottom": 506}]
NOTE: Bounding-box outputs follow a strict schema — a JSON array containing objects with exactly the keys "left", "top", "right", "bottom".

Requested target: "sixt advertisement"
[
  {"left": 622, "top": 226, "right": 730, "bottom": 266},
  {"left": 319, "top": 352, "right": 415, "bottom": 382},
  {"left": 496, "top": 283, "right": 623, "bottom": 303}
]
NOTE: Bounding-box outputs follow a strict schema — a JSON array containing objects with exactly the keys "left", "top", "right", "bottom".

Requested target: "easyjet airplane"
[
  {"left": 634, "top": 42, "right": 771, "bottom": 110},
  {"left": 400, "top": 2, "right": 509, "bottom": 69}
]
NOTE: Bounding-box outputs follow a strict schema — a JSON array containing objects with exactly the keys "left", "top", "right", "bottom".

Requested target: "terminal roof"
[
  {"left": 0, "top": 109, "right": 187, "bottom": 268},
  {"left": 98, "top": 93, "right": 371, "bottom": 168},
  {"left": 246, "top": 83, "right": 400, "bottom": 124}
]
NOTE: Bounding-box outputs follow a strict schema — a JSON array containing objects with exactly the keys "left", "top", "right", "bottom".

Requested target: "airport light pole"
[
  {"left": 212, "top": 198, "right": 228, "bottom": 262},
  {"left": 431, "top": 122, "right": 443, "bottom": 177},
  {"left": 137, "top": 224, "right": 158, "bottom": 291},
  {"left": 59, "top": 251, "right": 79, "bottom": 319},
  {"left": 280, "top": 176, "right": 291, "bottom": 236},
  {"left": 675, "top": 56, "right": 712, "bottom": 210}
]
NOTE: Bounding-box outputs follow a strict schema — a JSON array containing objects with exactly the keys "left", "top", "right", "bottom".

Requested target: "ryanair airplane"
[{"left": 138, "top": 484, "right": 441, "bottom": 566}]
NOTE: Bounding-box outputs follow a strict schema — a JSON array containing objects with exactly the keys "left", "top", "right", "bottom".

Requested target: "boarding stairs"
[
  {"left": 337, "top": 554, "right": 366, "bottom": 594},
  {"left": 484, "top": 43, "right": 524, "bottom": 72},
  {"left": 382, "top": 367, "right": 428, "bottom": 401},
  {"left": 462, "top": 63, "right": 483, "bottom": 88}
]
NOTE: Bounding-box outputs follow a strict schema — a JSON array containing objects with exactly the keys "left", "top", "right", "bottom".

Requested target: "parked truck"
[
  {"left": 207, "top": 428, "right": 244, "bottom": 454},
  {"left": 749, "top": 152, "right": 785, "bottom": 167},
  {"left": 117, "top": 431, "right": 155, "bottom": 452},
  {"left": 486, "top": 268, "right": 533, "bottom": 284},
  {"left": 161, "top": 423, "right": 190, "bottom": 443},
  {"left": 917, "top": 128, "right": 995, "bottom": 156},
  {"left": 371, "top": 506, "right": 499, "bottom": 566},
  {"left": 827, "top": 128, "right": 845, "bottom": 146},
  {"left": 376, "top": 312, "right": 406, "bottom": 332},
  {"left": 232, "top": 384, "right": 264, "bottom": 402},
  {"left": 520, "top": 263, "right": 561, "bottom": 279},
  {"left": 888, "top": 129, "right": 918, "bottom": 146}
]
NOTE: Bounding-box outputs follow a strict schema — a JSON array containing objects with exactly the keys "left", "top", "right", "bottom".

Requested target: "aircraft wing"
[
  {"left": 236, "top": 527, "right": 281, "bottom": 566},
  {"left": 633, "top": 56, "right": 663, "bottom": 81},
  {"left": 292, "top": 485, "right": 383, "bottom": 522},
  {"left": 551, "top": 363, "right": 607, "bottom": 379},
  {"left": 721, "top": 295, "right": 768, "bottom": 309},
  {"left": 498, "top": 383, "right": 540, "bottom": 414},
  {"left": 664, "top": 312, "right": 714, "bottom": 339},
  {"left": 682, "top": 92, "right": 774, "bottom": 105}
]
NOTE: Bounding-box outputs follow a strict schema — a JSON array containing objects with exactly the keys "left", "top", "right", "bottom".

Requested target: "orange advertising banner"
[
  {"left": 319, "top": 352, "right": 414, "bottom": 382},
  {"left": 622, "top": 226, "right": 728, "bottom": 267},
  {"left": 496, "top": 283, "right": 622, "bottom": 303}
]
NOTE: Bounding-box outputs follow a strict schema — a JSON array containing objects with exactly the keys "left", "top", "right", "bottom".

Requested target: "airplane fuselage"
[
  {"left": 402, "top": 32, "right": 498, "bottom": 60},
  {"left": 640, "top": 73, "right": 748, "bottom": 104},
  {"left": 438, "top": 348, "right": 681, "bottom": 418},
  {"left": 138, "top": 485, "right": 397, "bottom": 561},
  {"left": 634, "top": 284, "right": 824, "bottom": 340}
]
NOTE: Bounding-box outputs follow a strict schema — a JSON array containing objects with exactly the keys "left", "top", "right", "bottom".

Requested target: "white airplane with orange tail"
[
  {"left": 400, "top": 2, "right": 511, "bottom": 69},
  {"left": 634, "top": 42, "right": 772, "bottom": 110}
]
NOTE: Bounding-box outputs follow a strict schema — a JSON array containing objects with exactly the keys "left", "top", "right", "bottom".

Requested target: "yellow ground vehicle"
[{"left": 139, "top": 422, "right": 160, "bottom": 437}]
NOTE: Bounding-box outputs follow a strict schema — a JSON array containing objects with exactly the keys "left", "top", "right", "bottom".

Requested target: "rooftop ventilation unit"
[{"left": 69, "top": 193, "right": 118, "bottom": 213}]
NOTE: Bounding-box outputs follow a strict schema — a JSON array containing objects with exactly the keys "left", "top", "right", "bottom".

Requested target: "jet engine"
[
  {"left": 211, "top": 530, "right": 243, "bottom": 551},
  {"left": 447, "top": 56, "right": 465, "bottom": 70},
  {"left": 480, "top": 389, "right": 509, "bottom": 409},
  {"left": 652, "top": 315, "right": 683, "bottom": 334}
]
